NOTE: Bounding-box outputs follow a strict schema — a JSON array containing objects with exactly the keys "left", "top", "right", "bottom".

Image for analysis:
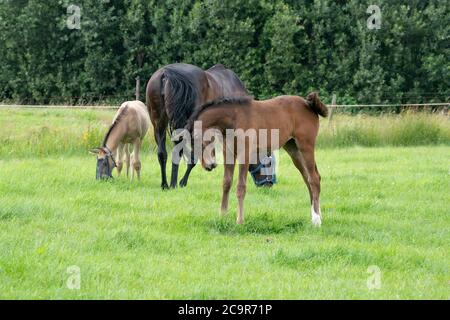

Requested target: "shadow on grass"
[
  {"left": 271, "top": 246, "right": 440, "bottom": 273},
  {"left": 0, "top": 202, "right": 48, "bottom": 221},
  {"left": 207, "top": 213, "right": 304, "bottom": 235},
  {"left": 271, "top": 247, "right": 375, "bottom": 269}
]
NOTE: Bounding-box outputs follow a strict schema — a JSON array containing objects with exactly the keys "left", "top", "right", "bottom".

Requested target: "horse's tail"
[
  {"left": 162, "top": 67, "right": 199, "bottom": 132},
  {"left": 306, "top": 92, "right": 328, "bottom": 117}
]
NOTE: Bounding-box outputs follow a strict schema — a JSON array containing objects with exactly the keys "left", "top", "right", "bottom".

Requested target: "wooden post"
[
  {"left": 135, "top": 51, "right": 144, "bottom": 102},
  {"left": 135, "top": 76, "right": 140, "bottom": 101},
  {"left": 328, "top": 94, "right": 336, "bottom": 126}
]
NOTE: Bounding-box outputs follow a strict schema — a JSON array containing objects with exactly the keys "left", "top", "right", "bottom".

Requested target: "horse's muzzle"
[{"left": 204, "top": 163, "right": 217, "bottom": 172}]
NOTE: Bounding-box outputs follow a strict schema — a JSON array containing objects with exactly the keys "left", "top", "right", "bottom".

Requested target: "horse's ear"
[{"left": 89, "top": 148, "right": 101, "bottom": 155}]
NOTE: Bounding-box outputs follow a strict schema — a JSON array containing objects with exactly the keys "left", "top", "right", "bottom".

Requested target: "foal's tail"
[{"left": 306, "top": 92, "right": 328, "bottom": 117}]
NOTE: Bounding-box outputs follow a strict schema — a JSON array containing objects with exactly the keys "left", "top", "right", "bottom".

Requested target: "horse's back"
[
  {"left": 124, "top": 101, "right": 151, "bottom": 138},
  {"left": 206, "top": 64, "right": 248, "bottom": 97},
  {"left": 146, "top": 63, "right": 206, "bottom": 112},
  {"left": 160, "top": 63, "right": 208, "bottom": 88},
  {"left": 255, "top": 95, "right": 309, "bottom": 112},
  {"left": 166, "top": 63, "right": 204, "bottom": 74},
  {"left": 127, "top": 100, "right": 149, "bottom": 117},
  {"left": 250, "top": 96, "right": 318, "bottom": 130}
]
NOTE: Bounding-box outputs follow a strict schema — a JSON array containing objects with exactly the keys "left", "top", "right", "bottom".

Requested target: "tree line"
[{"left": 0, "top": 0, "right": 448, "bottom": 107}]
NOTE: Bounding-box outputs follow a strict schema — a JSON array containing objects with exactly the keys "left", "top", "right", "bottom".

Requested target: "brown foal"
[{"left": 187, "top": 93, "right": 328, "bottom": 226}]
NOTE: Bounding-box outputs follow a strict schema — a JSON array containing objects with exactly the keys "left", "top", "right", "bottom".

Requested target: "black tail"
[
  {"left": 306, "top": 92, "right": 328, "bottom": 117},
  {"left": 162, "top": 67, "right": 199, "bottom": 132}
]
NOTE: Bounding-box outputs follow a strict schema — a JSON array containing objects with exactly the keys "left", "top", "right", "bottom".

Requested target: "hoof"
[
  {"left": 312, "top": 214, "right": 322, "bottom": 227},
  {"left": 161, "top": 183, "right": 169, "bottom": 190},
  {"left": 311, "top": 205, "right": 322, "bottom": 227},
  {"left": 236, "top": 218, "right": 244, "bottom": 225},
  {"left": 179, "top": 179, "right": 188, "bottom": 188}
]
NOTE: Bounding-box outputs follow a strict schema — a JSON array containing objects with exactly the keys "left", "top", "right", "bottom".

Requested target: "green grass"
[
  {"left": 0, "top": 108, "right": 449, "bottom": 299},
  {"left": 318, "top": 112, "right": 450, "bottom": 148},
  {"left": 0, "top": 108, "right": 449, "bottom": 158}
]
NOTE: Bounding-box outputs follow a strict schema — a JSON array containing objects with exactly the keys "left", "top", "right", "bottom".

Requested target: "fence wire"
[{"left": 0, "top": 102, "right": 448, "bottom": 110}]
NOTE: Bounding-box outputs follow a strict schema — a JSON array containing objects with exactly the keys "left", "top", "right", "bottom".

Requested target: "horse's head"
[
  {"left": 191, "top": 128, "right": 217, "bottom": 172},
  {"left": 202, "top": 143, "right": 217, "bottom": 172},
  {"left": 89, "top": 147, "right": 116, "bottom": 180},
  {"left": 249, "top": 155, "right": 276, "bottom": 187}
]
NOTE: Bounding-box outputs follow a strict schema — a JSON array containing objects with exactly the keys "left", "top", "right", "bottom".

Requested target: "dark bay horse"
[
  {"left": 146, "top": 63, "right": 248, "bottom": 189},
  {"left": 186, "top": 93, "right": 328, "bottom": 226}
]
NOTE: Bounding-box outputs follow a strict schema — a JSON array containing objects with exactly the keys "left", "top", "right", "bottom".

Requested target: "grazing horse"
[
  {"left": 145, "top": 63, "right": 248, "bottom": 189},
  {"left": 90, "top": 101, "right": 151, "bottom": 180},
  {"left": 186, "top": 92, "right": 328, "bottom": 226}
]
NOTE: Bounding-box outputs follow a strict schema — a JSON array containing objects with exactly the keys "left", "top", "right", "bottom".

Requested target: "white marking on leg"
[{"left": 311, "top": 205, "right": 322, "bottom": 227}]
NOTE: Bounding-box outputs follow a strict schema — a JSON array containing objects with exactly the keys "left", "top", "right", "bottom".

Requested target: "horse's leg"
[
  {"left": 297, "top": 143, "right": 322, "bottom": 226},
  {"left": 179, "top": 159, "right": 196, "bottom": 187},
  {"left": 155, "top": 121, "right": 169, "bottom": 189},
  {"left": 283, "top": 140, "right": 312, "bottom": 201},
  {"left": 170, "top": 140, "right": 183, "bottom": 188},
  {"left": 131, "top": 139, "right": 142, "bottom": 180},
  {"left": 236, "top": 163, "right": 249, "bottom": 225},
  {"left": 221, "top": 162, "right": 235, "bottom": 216},
  {"left": 131, "top": 151, "right": 135, "bottom": 181},
  {"left": 125, "top": 144, "right": 130, "bottom": 178},
  {"left": 116, "top": 143, "right": 124, "bottom": 176},
  {"left": 179, "top": 139, "right": 197, "bottom": 188}
]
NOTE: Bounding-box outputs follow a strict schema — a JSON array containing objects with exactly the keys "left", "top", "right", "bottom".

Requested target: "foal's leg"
[
  {"left": 298, "top": 144, "right": 322, "bottom": 226},
  {"left": 236, "top": 163, "right": 249, "bottom": 224},
  {"left": 116, "top": 143, "right": 124, "bottom": 176},
  {"left": 124, "top": 144, "right": 130, "bottom": 178},
  {"left": 284, "top": 139, "right": 322, "bottom": 226},
  {"left": 221, "top": 162, "right": 235, "bottom": 216},
  {"left": 131, "top": 139, "right": 142, "bottom": 180},
  {"left": 283, "top": 140, "right": 311, "bottom": 199}
]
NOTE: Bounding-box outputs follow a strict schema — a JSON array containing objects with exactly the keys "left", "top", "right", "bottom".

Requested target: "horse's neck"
[
  {"left": 203, "top": 106, "right": 236, "bottom": 131},
  {"left": 104, "top": 125, "right": 124, "bottom": 152}
]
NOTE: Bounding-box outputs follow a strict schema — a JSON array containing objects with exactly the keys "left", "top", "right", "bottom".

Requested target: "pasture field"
[{"left": 0, "top": 108, "right": 449, "bottom": 299}]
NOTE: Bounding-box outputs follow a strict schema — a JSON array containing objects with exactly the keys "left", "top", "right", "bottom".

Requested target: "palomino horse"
[
  {"left": 186, "top": 93, "right": 328, "bottom": 226},
  {"left": 145, "top": 63, "right": 248, "bottom": 189},
  {"left": 90, "top": 101, "right": 151, "bottom": 180}
]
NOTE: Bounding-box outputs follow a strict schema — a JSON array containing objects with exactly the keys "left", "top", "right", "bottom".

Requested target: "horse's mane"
[
  {"left": 186, "top": 96, "right": 252, "bottom": 132},
  {"left": 102, "top": 105, "right": 128, "bottom": 146},
  {"left": 163, "top": 66, "right": 199, "bottom": 132}
]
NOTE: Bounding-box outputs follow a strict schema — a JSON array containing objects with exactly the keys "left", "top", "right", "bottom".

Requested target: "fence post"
[
  {"left": 328, "top": 94, "right": 336, "bottom": 126},
  {"left": 135, "top": 76, "right": 141, "bottom": 101}
]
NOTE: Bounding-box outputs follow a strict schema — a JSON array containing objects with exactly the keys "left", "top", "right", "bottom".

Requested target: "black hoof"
[{"left": 161, "top": 183, "right": 169, "bottom": 190}]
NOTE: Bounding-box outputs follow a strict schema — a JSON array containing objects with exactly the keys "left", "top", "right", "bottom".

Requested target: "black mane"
[
  {"left": 186, "top": 96, "right": 252, "bottom": 132},
  {"left": 102, "top": 105, "right": 128, "bottom": 146}
]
